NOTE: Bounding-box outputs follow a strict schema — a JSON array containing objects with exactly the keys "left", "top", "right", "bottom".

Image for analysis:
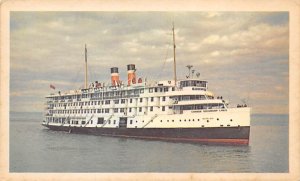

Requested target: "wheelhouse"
[{"left": 179, "top": 80, "right": 207, "bottom": 89}]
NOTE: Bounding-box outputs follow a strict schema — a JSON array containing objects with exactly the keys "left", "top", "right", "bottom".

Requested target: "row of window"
[
  {"left": 174, "top": 95, "right": 206, "bottom": 101},
  {"left": 48, "top": 118, "right": 235, "bottom": 127},
  {"left": 49, "top": 103, "right": 226, "bottom": 115},
  {"left": 50, "top": 87, "right": 174, "bottom": 101},
  {"left": 178, "top": 104, "right": 225, "bottom": 110},
  {"left": 180, "top": 80, "right": 207, "bottom": 88},
  {"left": 49, "top": 103, "right": 226, "bottom": 114},
  {"left": 96, "top": 118, "right": 117, "bottom": 125},
  {"left": 192, "top": 87, "right": 206, "bottom": 91},
  {"left": 49, "top": 106, "right": 171, "bottom": 115},
  {"left": 49, "top": 97, "right": 168, "bottom": 108},
  {"left": 149, "top": 87, "right": 174, "bottom": 93},
  {"left": 47, "top": 115, "right": 234, "bottom": 124},
  {"left": 46, "top": 117, "right": 83, "bottom": 125},
  {"left": 47, "top": 115, "right": 232, "bottom": 123}
]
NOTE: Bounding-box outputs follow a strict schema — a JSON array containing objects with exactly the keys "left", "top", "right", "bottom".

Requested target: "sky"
[{"left": 10, "top": 12, "right": 289, "bottom": 114}]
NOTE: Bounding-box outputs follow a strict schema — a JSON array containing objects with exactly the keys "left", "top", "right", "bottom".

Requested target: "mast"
[
  {"left": 172, "top": 22, "right": 177, "bottom": 87},
  {"left": 85, "top": 44, "right": 88, "bottom": 89}
]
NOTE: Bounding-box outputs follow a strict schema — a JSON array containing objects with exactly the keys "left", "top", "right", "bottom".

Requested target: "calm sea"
[{"left": 9, "top": 112, "right": 288, "bottom": 172}]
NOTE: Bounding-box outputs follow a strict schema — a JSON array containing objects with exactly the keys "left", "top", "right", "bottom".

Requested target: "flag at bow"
[{"left": 50, "top": 84, "right": 56, "bottom": 90}]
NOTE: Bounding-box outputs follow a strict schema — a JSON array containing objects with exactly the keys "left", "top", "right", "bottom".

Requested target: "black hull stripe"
[
  {"left": 43, "top": 125, "right": 250, "bottom": 145},
  {"left": 102, "top": 134, "right": 249, "bottom": 145}
]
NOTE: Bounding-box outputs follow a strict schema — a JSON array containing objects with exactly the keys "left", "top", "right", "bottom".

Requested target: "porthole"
[
  {"left": 160, "top": 120, "right": 162, "bottom": 122},
  {"left": 193, "top": 119, "right": 194, "bottom": 121},
  {"left": 184, "top": 119, "right": 186, "bottom": 122},
  {"left": 230, "top": 119, "right": 233, "bottom": 121},
  {"left": 217, "top": 118, "right": 219, "bottom": 121},
  {"left": 167, "top": 120, "right": 169, "bottom": 122},
  {"left": 198, "top": 119, "right": 200, "bottom": 121},
  {"left": 207, "top": 120, "right": 209, "bottom": 123},
  {"left": 227, "top": 125, "right": 230, "bottom": 127},
  {"left": 220, "top": 125, "right": 224, "bottom": 127},
  {"left": 201, "top": 125, "right": 205, "bottom": 127},
  {"left": 180, "top": 120, "right": 182, "bottom": 122},
  {"left": 172, "top": 120, "right": 174, "bottom": 122},
  {"left": 189, "top": 119, "right": 191, "bottom": 122}
]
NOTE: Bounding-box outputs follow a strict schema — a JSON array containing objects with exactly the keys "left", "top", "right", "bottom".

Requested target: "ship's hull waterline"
[{"left": 42, "top": 124, "right": 250, "bottom": 145}]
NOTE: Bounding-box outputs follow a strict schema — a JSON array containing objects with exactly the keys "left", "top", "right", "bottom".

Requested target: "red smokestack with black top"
[
  {"left": 127, "top": 64, "right": 136, "bottom": 86},
  {"left": 111, "top": 67, "right": 120, "bottom": 86}
]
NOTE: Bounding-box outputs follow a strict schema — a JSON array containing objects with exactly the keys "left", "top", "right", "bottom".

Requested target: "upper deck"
[{"left": 45, "top": 78, "right": 209, "bottom": 101}]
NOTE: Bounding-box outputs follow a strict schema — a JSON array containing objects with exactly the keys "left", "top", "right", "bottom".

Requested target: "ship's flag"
[{"left": 50, "top": 84, "right": 56, "bottom": 90}]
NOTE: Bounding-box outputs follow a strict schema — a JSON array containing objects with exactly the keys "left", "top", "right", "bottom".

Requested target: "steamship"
[{"left": 42, "top": 25, "right": 251, "bottom": 145}]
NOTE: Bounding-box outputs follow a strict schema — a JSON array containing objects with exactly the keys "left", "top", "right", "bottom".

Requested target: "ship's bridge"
[{"left": 179, "top": 79, "right": 207, "bottom": 91}]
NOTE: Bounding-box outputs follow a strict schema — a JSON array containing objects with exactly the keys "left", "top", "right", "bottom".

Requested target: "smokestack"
[
  {"left": 111, "top": 67, "right": 120, "bottom": 86},
  {"left": 127, "top": 64, "right": 136, "bottom": 86}
]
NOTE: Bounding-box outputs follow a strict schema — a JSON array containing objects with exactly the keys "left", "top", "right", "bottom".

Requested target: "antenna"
[
  {"left": 172, "top": 22, "right": 177, "bottom": 87},
  {"left": 186, "top": 65, "right": 193, "bottom": 78},
  {"left": 192, "top": 70, "right": 195, "bottom": 78}
]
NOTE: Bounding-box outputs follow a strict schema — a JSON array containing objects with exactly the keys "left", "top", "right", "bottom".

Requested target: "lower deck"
[
  {"left": 42, "top": 124, "right": 250, "bottom": 145},
  {"left": 44, "top": 107, "right": 251, "bottom": 129}
]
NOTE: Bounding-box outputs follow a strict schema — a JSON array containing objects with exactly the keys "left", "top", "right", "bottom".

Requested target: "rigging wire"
[
  {"left": 156, "top": 40, "right": 172, "bottom": 79},
  {"left": 69, "top": 47, "right": 94, "bottom": 90},
  {"left": 70, "top": 63, "right": 84, "bottom": 89},
  {"left": 88, "top": 61, "right": 96, "bottom": 85},
  {"left": 155, "top": 17, "right": 177, "bottom": 81}
]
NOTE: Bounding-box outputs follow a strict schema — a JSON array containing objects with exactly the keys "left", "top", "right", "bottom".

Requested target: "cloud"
[
  {"left": 199, "top": 23, "right": 288, "bottom": 61},
  {"left": 210, "top": 51, "right": 220, "bottom": 57},
  {"left": 202, "top": 35, "right": 225, "bottom": 44},
  {"left": 10, "top": 12, "right": 289, "bottom": 114}
]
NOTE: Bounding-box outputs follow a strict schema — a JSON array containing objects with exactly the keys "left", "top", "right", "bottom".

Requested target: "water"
[{"left": 9, "top": 112, "right": 288, "bottom": 172}]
